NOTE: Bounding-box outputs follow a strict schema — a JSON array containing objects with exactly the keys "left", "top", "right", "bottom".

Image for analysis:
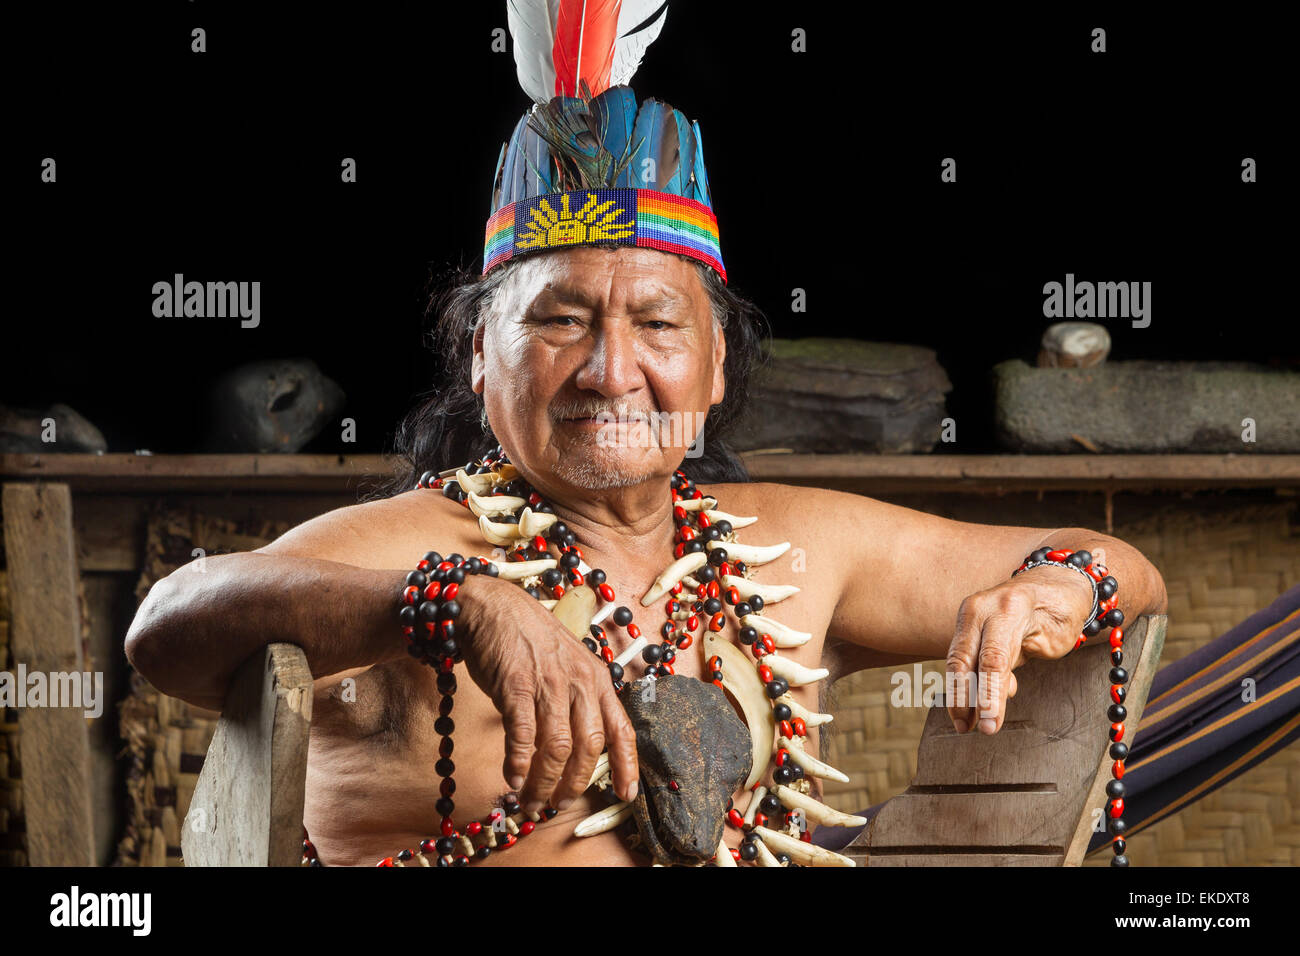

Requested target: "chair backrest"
[
  {"left": 181, "top": 643, "right": 313, "bottom": 866},
  {"left": 844, "top": 613, "right": 1166, "bottom": 866}
]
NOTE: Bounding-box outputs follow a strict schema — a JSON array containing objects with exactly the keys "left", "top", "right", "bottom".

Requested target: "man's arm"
[
  {"left": 808, "top": 488, "right": 1168, "bottom": 733},
  {"left": 124, "top": 494, "right": 644, "bottom": 806},
  {"left": 821, "top": 490, "right": 1168, "bottom": 660},
  {"left": 124, "top": 498, "right": 423, "bottom": 710}
]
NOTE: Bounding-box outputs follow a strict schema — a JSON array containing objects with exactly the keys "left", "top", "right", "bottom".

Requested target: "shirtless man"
[{"left": 124, "top": 246, "right": 1169, "bottom": 866}]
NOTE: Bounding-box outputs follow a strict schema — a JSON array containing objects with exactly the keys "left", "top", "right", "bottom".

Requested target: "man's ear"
[
  {"left": 709, "top": 317, "right": 727, "bottom": 407},
  {"left": 470, "top": 317, "right": 487, "bottom": 395}
]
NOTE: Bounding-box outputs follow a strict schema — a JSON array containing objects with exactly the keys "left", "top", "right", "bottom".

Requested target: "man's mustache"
[{"left": 552, "top": 403, "right": 657, "bottom": 423}]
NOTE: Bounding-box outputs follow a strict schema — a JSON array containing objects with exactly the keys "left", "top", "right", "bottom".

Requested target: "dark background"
[{"left": 8, "top": 3, "right": 1289, "bottom": 455}]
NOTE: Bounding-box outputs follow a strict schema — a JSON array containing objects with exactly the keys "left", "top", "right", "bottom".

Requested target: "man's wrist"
[
  {"left": 453, "top": 568, "right": 503, "bottom": 637},
  {"left": 1015, "top": 550, "right": 1101, "bottom": 635}
]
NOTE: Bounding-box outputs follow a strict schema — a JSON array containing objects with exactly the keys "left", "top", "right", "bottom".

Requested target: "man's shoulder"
[
  {"left": 696, "top": 479, "right": 859, "bottom": 513},
  {"left": 696, "top": 479, "right": 900, "bottom": 549},
  {"left": 258, "top": 488, "right": 480, "bottom": 568}
]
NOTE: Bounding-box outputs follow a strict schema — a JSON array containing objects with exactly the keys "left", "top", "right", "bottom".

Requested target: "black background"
[{"left": 8, "top": 3, "right": 1289, "bottom": 456}]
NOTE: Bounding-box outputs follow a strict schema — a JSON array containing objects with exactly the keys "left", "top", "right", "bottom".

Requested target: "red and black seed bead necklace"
[{"left": 303, "top": 445, "right": 814, "bottom": 867}]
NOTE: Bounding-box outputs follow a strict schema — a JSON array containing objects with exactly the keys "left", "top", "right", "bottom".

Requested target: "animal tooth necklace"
[{"left": 302, "top": 445, "right": 863, "bottom": 867}]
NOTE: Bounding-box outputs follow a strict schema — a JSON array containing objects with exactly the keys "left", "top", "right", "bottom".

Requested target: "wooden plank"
[
  {"left": 860, "top": 852, "right": 1065, "bottom": 867},
  {"left": 866, "top": 790, "right": 1072, "bottom": 850},
  {"left": 1064, "top": 614, "right": 1165, "bottom": 864},
  {"left": 852, "top": 614, "right": 1164, "bottom": 867},
  {"left": 182, "top": 643, "right": 313, "bottom": 866},
  {"left": 745, "top": 453, "right": 1300, "bottom": 493},
  {"left": 1, "top": 483, "right": 95, "bottom": 865},
  {"left": 3, "top": 453, "right": 1298, "bottom": 494},
  {"left": 906, "top": 639, "right": 1126, "bottom": 788},
  {"left": 0, "top": 453, "right": 397, "bottom": 493}
]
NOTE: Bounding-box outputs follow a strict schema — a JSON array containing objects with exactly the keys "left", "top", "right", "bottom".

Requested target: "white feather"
[
  {"left": 508, "top": 0, "right": 564, "bottom": 106},
  {"left": 610, "top": 0, "right": 669, "bottom": 88},
  {"left": 508, "top": 0, "right": 669, "bottom": 106}
]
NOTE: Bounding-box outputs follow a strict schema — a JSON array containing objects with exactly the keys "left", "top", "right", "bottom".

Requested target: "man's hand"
[
  {"left": 946, "top": 549, "right": 1106, "bottom": 735},
  {"left": 458, "top": 574, "right": 640, "bottom": 814}
]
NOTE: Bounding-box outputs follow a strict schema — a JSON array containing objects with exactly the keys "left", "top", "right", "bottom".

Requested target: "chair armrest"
[
  {"left": 181, "top": 643, "right": 313, "bottom": 866},
  {"left": 846, "top": 612, "right": 1166, "bottom": 866}
]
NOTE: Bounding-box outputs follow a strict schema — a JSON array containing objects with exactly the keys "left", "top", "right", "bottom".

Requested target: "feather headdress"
[{"left": 484, "top": 0, "right": 725, "bottom": 283}]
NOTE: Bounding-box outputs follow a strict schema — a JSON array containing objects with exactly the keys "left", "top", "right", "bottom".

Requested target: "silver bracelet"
[{"left": 1012, "top": 558, "right": 1101, "bottom": 631}]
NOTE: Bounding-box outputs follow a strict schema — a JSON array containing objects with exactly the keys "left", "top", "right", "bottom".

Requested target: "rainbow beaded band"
[{"left": 483, "top": 187, "right": 726, "bottom": 284}]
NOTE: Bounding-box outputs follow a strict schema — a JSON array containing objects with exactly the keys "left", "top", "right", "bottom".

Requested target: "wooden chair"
[
  {"left": 181, "top": 614, "right": 1166, "bottom": 866},
  {"left": 842, "top": 612, "right": 1166, "bottom": 865},
  {"left": 181, "top": 644, "right": 313, "bottom": 866}
]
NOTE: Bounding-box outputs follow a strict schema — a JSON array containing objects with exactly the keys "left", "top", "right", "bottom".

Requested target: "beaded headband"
[
  {"left": 483, "top": 187, "right": 725, "bottom": 283},
  {"left": 483, "top": 1, "right": 726, "bottom": 284}
]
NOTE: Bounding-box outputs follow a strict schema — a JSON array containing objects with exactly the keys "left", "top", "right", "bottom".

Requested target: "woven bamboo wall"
[
  {"left": 820, "top": 495, "right": 1300, "bottom": 867},
  {"left": 115, "top": 506, "right": 291, "bottom": 866},
  {"left": 0, "top": 570, "right": 24, "bottom": 867}
]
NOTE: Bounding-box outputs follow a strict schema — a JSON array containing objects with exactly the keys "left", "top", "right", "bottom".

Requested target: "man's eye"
[
  {"left": 646, "top": 320, "right": 670, "bottom": 330},
  {"left": 545, "top": 316, "right": 577, "bottom": 326}
]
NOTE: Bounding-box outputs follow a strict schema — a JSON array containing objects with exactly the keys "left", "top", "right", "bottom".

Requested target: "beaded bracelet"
[
  {"left": 1012, "top": 546, "right": 1130, "bottom": 867},
  {"left": 396, "top": 550, "right": 534, "bottom": 866}
]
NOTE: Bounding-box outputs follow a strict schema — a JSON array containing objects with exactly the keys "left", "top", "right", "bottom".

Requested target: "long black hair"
[{"left": 365, "top": 249, "right": 771, "bottom": 501}]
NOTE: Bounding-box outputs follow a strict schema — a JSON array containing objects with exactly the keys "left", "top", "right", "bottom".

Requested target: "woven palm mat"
[
  {"left": 0, "top": 565, "right": 94, "bottom": 867},
  {"left": 819, "top": 499, "right": 1300, "bottom": 866},
  {"left": 0, "top": 569, "right": 22, "bottom": 867},
  {"left": 114, "top": 505, "right": 291, "bottom": 867}
]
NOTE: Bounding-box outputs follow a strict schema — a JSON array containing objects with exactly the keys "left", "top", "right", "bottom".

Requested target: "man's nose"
[{"left": 573, "top": 322, "right": 646, "bottom": 397}]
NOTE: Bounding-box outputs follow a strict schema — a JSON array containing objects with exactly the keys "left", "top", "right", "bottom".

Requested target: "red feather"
[{"left": 552, "top": 0, "right": 621, "bottom": 99}]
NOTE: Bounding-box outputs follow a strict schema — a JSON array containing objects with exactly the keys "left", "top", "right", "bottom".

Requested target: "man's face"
[{"left": 471, "top": 247, "right": 726, "bottom": 492}]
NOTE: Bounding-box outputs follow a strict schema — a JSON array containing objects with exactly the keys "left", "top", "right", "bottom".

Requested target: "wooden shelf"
[
  {"left": 3, "top": 452, "right": 1299, "bottom": 495},
  {"left": 741, "top": 452, "right": 1300, "bottom": 494},
  {"left": 0, "top": 453, "right": 396, "bottom": 493}
]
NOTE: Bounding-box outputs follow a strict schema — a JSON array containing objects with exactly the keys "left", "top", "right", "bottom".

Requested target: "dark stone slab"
[
  {"left": 0, "top": 403, "right": 107, "bottom": 453},
  {"left": 735, "top": 339, "right": 952, "bottom": 454},
  {"left": 993, "top": 359, "right": 1300, "bottom": 452}
]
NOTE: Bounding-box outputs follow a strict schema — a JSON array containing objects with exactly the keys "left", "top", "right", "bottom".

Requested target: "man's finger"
[
  {"left": 975, "top": 613, "right": 1021, "bottom": 734},
  {"left": 520, "top": 687, "right": 574, "bottom": 814},
  {"left": 501, "top": 685, "right": 538, "bottom": 793},
  {"left": 551, "top": 689, "right": 605, "bottom": 809},
  {"left": 946, "top": 601, "right": 983, "bottom": 733},
  {"left": 599, "top": 678, "right": 640, "bottom": 803}
]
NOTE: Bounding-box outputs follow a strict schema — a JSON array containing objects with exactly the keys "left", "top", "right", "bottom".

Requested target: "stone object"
[
  {"left": 1037, "top": 321, "right": 1111, "bottom": 368},
  {"left": 621, "top": 674, "right": 752, "bottom": 865},
  {"left": 994, "top": 358, "right": 1300, "bottom": 452},
  {"left": 0, "top": 403, "right": 107, "bottom": 453},
  {"left": 736, "top": 339, "right": 951, "bottom": 454},
  {"left": 207, "top": 358, "right": 346, "bottom": 453}
]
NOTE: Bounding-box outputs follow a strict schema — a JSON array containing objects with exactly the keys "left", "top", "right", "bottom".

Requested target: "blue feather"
[
  {"left": 690, "top": 119, "right": 712, "bottom": 206},
  {"left": 629, "top": 97, "right": 668, "bottom": 189},
  {"left": 500, "top": 112, "right": 531, "bottom": 207},
  {"left": 667, "top": 110, "right": 696, "bottom": 196},
  {"left": 520, "top": 113, "right": 553, "bottom": 196},
  {"left": 593, "top": 85, "right": 639, "bottom": 186},
  {"left": 547, "top": 95, "right": 602, "bottom": 162},
  {"left": 489, "top": 141, "right": 506, "bottom": 212}
]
